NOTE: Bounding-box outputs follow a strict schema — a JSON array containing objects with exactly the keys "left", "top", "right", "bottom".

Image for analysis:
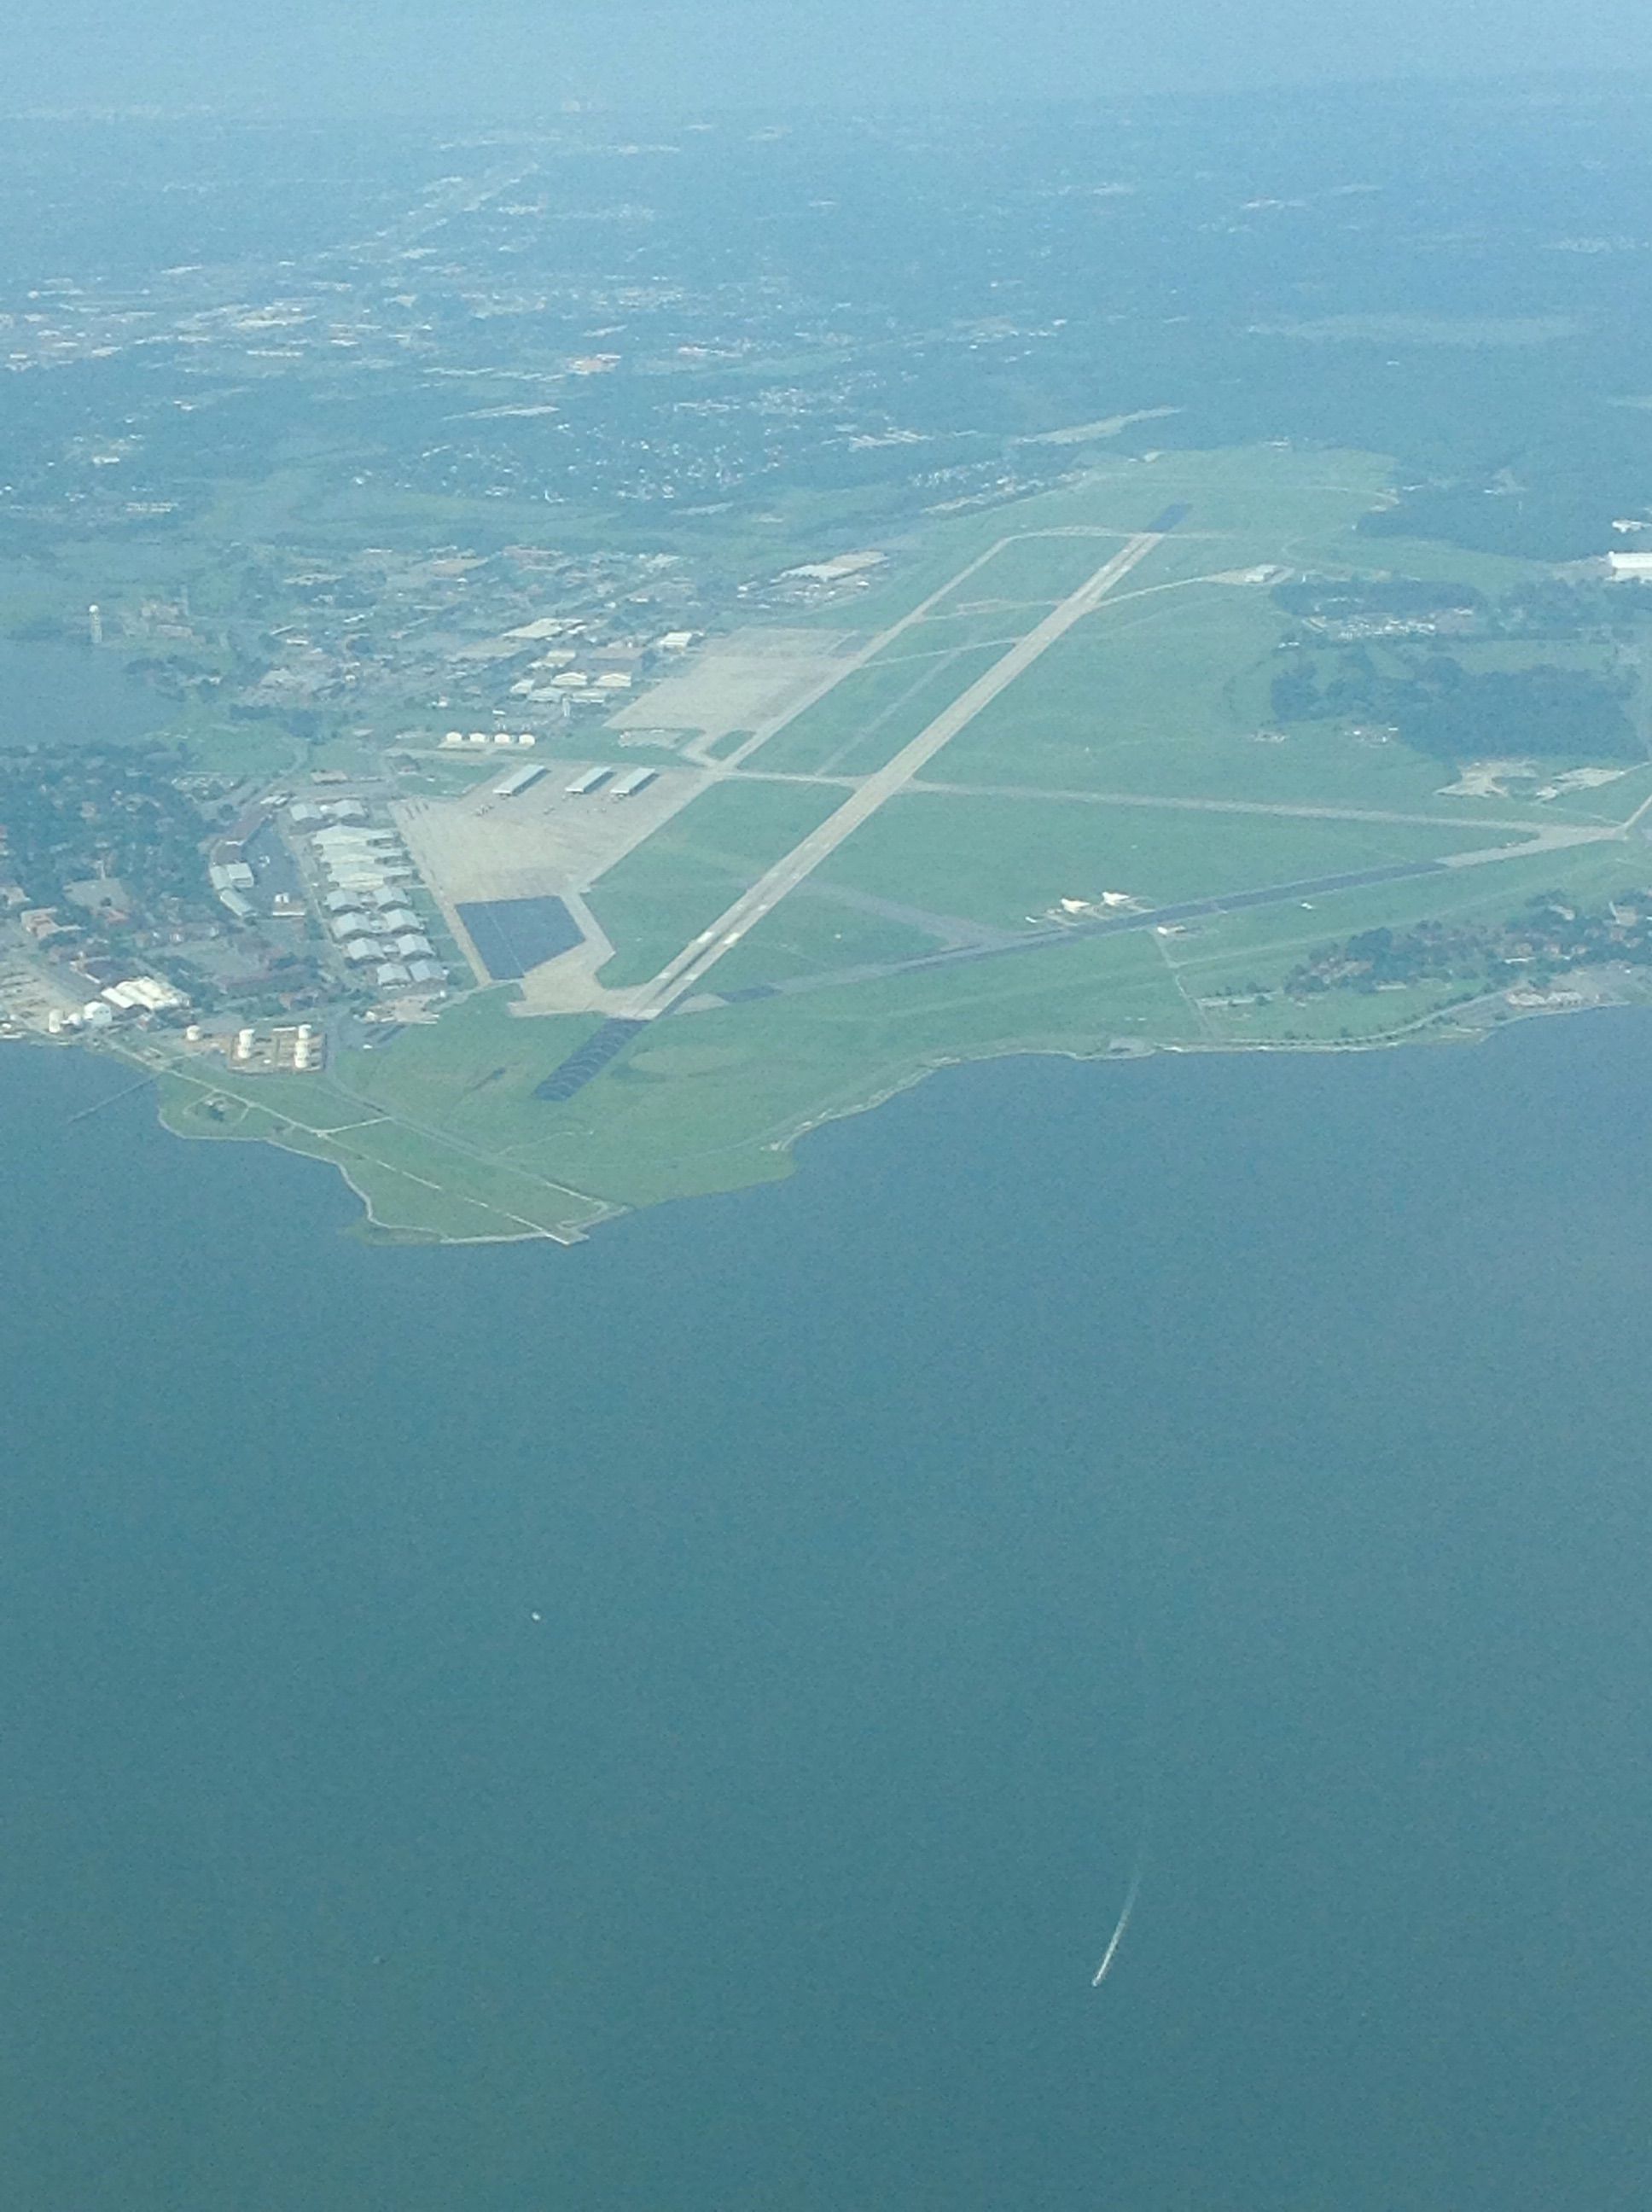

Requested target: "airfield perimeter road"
[{"left": 631, "top": 528, "right": 1167, "bottom": 1016}]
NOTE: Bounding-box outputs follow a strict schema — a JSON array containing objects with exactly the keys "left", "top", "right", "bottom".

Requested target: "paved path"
[
  {"left": 630, "top": 531, "right": 1166, "bottom": 1016},
  {"left": 900, "top": 782, "right": 1566, "bottom": 834}
]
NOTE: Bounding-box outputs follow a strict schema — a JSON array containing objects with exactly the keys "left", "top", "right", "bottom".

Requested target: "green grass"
[
  {"left": 893, "top": 608, "right": 1036, "bottom": 652},
  {"left": 505, "top": 930, "right": 1194, "bottom": 1208},
  {"left": 585, "top": 778, "right": 841, "bottom": 986},
  {"left": 753, "top": 640, "right": 1006, "bottom": 775},
  {"left": 927, "top": 529, "right": 1145, "bottom": 609},
  {"left": 154, "top": 1000, "right": 615, "bottom": 1241},
  {"left": 174, "top": 719, "right": 311, "bottom": 779},
  {"left": 328, "top": 992, "right": 600, "bottom": 1146},
  {"left": 922, "top": 581, "right": 1610, "bottom": 817},
  {"left": 702, "top": 726, "right": 755, "bottom": 760},
  {"left": 702, "top": 890, "right": 940, "bottom": 993},
  {"left": 811, "top": 791, "right": 1521, "bottom": 931}
]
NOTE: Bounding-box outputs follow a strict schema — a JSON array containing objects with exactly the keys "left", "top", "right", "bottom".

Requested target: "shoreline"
[{"left": 15, "top": 976, "right": 1645, "bottom": 1249}]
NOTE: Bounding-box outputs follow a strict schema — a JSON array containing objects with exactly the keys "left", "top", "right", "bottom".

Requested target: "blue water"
[
  {"left": 3, "top": 1018, "right": 1650, "bottom": 2210},
  {"left": 0, "top": 633, "right": 172, "bottom": 748}
]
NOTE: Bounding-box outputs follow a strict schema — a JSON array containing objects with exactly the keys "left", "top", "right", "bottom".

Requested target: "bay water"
[
  {"left": 2, "top": 1017, "right": 1649, "bottom": 2210},
  {"left": 0, "top": 634, "right": 172, "bottom": 750}
]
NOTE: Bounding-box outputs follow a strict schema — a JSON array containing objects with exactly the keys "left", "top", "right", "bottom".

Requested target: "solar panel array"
[{"left": 456, "top": 896, "right": 582, "bottom": 981}]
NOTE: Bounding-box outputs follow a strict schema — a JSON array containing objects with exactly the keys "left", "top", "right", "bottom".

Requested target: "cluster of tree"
[
  {"left": 1358, "top": 465, "right": 1652, "bottom": 566},
  {"left": 1274, "top": 574, "right": 1637, "bottom": 644},
  {"left": 1493, "top": 577, "right": 1637, "bottom": 639},
  {"left": 0, "top": 745, "right": 212, "bottom": 923},
  {"left": 1287, "top": 893, "right": 1652, "bottom": 998},
  {"left": 208, "top": 951, "right": 334, "bottom": 1021},
  {"left": 1274, "top": 578, "right": 1484, "bottom": 622},
  {"left": 1271, "top": 646, "right": 1642, "bottom": 761}
]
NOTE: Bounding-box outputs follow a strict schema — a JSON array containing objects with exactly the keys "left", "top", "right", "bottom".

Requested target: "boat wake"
[{"left": 1091, "top": 1853, "right": 1144, "bottom": 1988}]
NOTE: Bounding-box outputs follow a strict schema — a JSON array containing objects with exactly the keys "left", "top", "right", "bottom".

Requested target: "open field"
[
  {"left": 806, "top": 796, "right": 1531, "bottom": 932},
  {"left": 704, "top": 888, "right": 965, "bottom": 995},
  {"left": 501, "top": 930, "right": 1198, "bottom": 1208},
  {"left": 751, "top": 640, "right": 1009, "bottom": 776},
  {"left": 149, "top": 1011, "right": 614, "bottom": 1243},
  {"left": 922, "top": 584, "right": 1632, "bottom": 816},
  {"left": 583, "top": 780, "right": 842, "bottom": 987}
]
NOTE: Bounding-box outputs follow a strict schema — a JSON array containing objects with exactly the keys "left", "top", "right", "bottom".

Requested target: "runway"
[{"left": 631, "top": 529, "right": 1168, "bottom": 1016}]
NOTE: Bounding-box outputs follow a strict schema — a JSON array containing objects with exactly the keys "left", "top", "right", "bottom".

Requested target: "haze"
[{"left": 8, "top": 0, "right": 1652, "bottom": 113}]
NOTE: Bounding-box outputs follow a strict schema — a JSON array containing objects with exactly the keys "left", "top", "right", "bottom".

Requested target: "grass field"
[
  {"left": 922, "top": 583, "right": 1620, "bottom": 816},
  {"left": 584, "top": 778, "right": 843, "bottom": 987},
  {"left": 501, "top": 931, "right": 1197, "bottom": 1208},
  {"left": 753, "top": 641, "right": 1008, "bottom": 776},
  {"left": 141, "top": 440, "right": 1652, "bottom": 1240},
  {"left": 704, "top": 892, "right": 941, "bottom": 992},
  {"left": 154, "top": 1000, "right": 614, "bottom": 1242},
  {"left": 807, "top": 794, "right": 1521, "bottom": 931}
]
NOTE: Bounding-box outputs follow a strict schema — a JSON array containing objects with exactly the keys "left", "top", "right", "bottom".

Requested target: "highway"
[{"left": 631, "top": 528, "right": 1167, "bottom": 1016}]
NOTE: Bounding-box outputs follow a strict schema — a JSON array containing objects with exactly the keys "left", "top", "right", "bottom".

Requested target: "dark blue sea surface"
[{"left": 3, "top": 1018, "right": 1649, "bottom": 2211}]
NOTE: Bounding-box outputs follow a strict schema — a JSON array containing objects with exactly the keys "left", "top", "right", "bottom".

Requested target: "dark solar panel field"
[{"left": 457, "top": 896, "right": 582, "bottom": 980}]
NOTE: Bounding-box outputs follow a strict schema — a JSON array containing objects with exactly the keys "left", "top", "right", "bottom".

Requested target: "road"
[{"left": 631, "top": 529, "right": 1167, "bottom": 1016}]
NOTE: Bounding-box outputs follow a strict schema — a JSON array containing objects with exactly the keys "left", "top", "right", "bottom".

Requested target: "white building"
[{"left": 102, "top": 975, "right": 187, "bottom": 1013}]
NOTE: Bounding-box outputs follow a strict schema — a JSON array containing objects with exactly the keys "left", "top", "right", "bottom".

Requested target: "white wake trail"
[{"left": 1091, "top": 1860, "right": 1143, "bottom": 1988}]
